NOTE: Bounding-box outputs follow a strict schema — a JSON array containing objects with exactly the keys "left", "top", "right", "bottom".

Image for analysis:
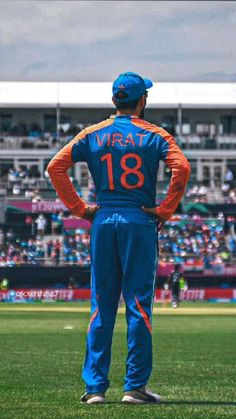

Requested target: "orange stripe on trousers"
[
  {"left": 134, "top": 296, "right": 152, "bottom": 334},
  {"left": 87, "top": 307, "right": 99, "bottom": 333}
]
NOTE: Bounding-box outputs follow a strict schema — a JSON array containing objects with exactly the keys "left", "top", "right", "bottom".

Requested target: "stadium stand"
[
  {"left": 0, "top": 81, "right": 236, "bottom": 289},
  {"left": 0, "top": 215, "right": 236, "bottom": 275}
]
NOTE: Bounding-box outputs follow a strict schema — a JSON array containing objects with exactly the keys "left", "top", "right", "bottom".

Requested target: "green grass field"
[{"left": 0, "top": 302, "right": 235, "bottom": 419}]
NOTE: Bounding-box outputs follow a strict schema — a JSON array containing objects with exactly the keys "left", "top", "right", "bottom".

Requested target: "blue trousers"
[{"left": 82, "top": 208, "right": 158, "bottom": 393}]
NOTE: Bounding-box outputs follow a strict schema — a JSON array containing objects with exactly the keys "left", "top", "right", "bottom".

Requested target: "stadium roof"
[{"left": 0, "top": 81, "right": 236, "bottom": 109}]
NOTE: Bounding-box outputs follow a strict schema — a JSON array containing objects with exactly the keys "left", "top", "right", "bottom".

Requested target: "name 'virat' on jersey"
[
  {"left": 47, "top": 114, "right": 190, "bottom": 220},
  {"left": 72, "top": 115, "right": 189, "bottom": 208}
]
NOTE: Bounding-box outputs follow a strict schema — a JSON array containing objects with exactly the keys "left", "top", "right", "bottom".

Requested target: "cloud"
[{"left": 0, "top": 1, "right": 236, "bottom": 81}]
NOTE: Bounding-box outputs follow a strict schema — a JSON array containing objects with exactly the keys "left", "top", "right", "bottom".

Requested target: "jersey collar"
[{"left": 110, "top": 114, "right": 140, "bottom": 119}]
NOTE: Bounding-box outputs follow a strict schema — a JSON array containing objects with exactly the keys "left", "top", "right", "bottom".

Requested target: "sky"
[{"left": 0, "top": 1, "right": 236, "bottom": 82}]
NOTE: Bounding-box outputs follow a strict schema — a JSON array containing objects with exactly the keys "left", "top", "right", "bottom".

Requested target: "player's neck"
[{"left": 116, "top": 110, "right": 140, "bottom": 117}]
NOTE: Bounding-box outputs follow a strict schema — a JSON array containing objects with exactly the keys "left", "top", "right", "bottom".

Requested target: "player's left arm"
[
  {"left": 143, "top": 132, "right": 190, "bottom": 223},
  {"left": 157, "top": 134, "right": 190, "bottom": 221}
]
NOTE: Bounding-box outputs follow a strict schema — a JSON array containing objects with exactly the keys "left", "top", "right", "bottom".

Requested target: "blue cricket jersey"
[{"left": 48, "top": 114, "right": 190, "bottom": 220}]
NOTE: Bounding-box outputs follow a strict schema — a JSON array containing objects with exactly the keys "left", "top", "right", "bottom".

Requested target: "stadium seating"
[{"left": 1, "top": 216, "right": 235, "bottom": 275}]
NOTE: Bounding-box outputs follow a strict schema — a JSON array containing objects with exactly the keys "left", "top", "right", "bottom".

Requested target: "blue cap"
[{"left": 112, "top": 71, "right": 153, "bottom": 103}]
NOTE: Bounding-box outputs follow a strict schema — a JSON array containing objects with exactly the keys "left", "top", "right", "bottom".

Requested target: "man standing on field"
[
  {"left": 169, "top": 264, "right": 182, "bottom": 308},
  {"left": 47, "top": 72, "right": 190, "bottom": 404}
]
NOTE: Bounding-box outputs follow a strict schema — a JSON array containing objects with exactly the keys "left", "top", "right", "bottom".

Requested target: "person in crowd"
[
  {"left": 68, "top": 276, "right": 77, "bottom": 289},
  {"left": 46, "top": 238, "right": 53, "bottom": 258},
  {"left": 8, "top": 168, "right": 19, "bottom": 183},
  {"left": 6, "top": 228, "right": 15, "bottom": 244},
  {"left": 32, "top": 189, "right": 42, "bottom": 202},
  {"left": 162, "top": 279, "right": 170, "bottom": 307},
  {"left": 224, "top": 168, "right": 234, "bottom": 189},
  {"left": 52, "top": 239, "right": 61, "bottom": 265},
  {"left": 25, "top": 190, "right": 34, "bottom": 199},
  {"left": 87, "top": 180, "right": 96, "bottom": 203},
  {"left": 35, "top": 214, "right": 47, "bottom": 237},
  {"left": 0, "top": 229, "right": 4, "bottom": 250}
]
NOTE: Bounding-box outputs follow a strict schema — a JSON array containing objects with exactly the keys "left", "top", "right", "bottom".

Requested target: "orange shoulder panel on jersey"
[
  {"left": 47, "top": 118, "right": 114, "bottom": 218},
  {"left": 132, "top": 119, "right": 191, "bottom": 221}
]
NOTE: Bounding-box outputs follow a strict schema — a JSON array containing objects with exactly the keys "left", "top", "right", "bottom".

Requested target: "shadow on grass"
[
  {"left": 100, "top": 400, "right": 236, "bottom": 406},
  {"left": 160, "top": 401, "right": 236, "bottom": 406}
]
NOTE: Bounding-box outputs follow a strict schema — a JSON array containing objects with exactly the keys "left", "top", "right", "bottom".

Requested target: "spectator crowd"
[
  {"left": 0, "top": 231, "right": 45, "bottom": 266},
  {"left": 159, "top": 215, "right": 236, "bottom": 274},
  {"left": 0, "top": 215, "right": 236, "bottom": 273}
]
